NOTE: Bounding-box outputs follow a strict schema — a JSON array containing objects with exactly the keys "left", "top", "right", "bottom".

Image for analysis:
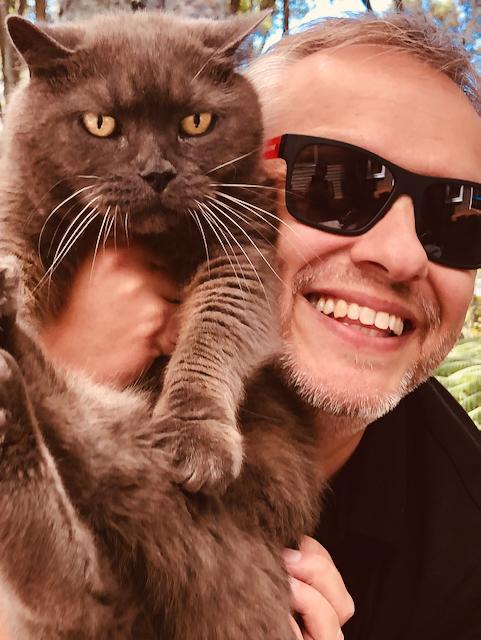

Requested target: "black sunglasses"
[{"left": 264, "top": 134, "right": 481, "bottom": 270}]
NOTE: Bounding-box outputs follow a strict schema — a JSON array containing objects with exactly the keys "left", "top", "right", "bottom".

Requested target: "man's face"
[{"left": 268, "top": 46, "right": 480, "bottom": 422}]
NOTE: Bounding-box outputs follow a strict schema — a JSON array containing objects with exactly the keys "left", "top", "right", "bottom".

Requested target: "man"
[{"left": 41, "top": 11, "right": 481, "bottom": 640}]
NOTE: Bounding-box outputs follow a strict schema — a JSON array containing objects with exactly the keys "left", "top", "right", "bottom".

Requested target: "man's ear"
[
  {"left": 202, "top": 10, "right": 271, "bottom": 57},
  {"left": 6, "top": 16, "right": 83, "bottom": 73}
]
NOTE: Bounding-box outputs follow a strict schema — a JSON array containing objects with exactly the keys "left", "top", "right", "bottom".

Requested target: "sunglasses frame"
[{"left": 264, "top": 134, "right": 481, "bottom": 270}]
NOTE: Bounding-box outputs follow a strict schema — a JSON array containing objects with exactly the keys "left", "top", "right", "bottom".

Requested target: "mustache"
[{"left": 290, "top": 260, "right": 441, "bottom": 331}]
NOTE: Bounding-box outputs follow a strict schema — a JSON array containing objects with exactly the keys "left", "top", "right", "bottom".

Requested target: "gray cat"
[{"left": 0, "top": 11, "right": 322, "bottom": 639}]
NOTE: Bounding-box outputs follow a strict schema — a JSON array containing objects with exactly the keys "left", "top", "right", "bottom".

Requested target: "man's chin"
[{"left": 279, "top": 348, "right": 433, "bottom": 425}]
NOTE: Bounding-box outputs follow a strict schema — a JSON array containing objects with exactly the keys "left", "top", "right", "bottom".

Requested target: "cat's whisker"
[
  {"left": 206, "top": 150, "right": 258, "bottom": 175},
  {"left": 197, "top": 200, "right": 269, "bottom": 303},
  {"left": 113, "top": 206, "right": 119, "bottom": 251},
  {"left": 77, "top": 175, "right": 101, "bottom": 180},
  {"left": 28, "top": 176, "right": 97, "bottom": 226},
  {"left": 213, "top": 189, "right": 302, "bottom": 237},
  {"left": 49, "top": 207, "right": 100, "bottom": 279},
  {"left": 50, "top": 195, "right": 101, "bottom": 273},
  {"left": 123, "top": 210, "right": 130, "bottom": 247},
  {"left": 35, "top": 204, "right": 100, "bottom": 293},
  {"left": 203, "top": 207, "right": 268, "bottom": 304},
  {"left": 189, "top": 209, "right": 211, "bottom": 278},
  {"left": 204, "top": 199, "right": 277, "bottom": 296},
  {"left": 90, "top": 206, "right": 112, "bottom": 282},
  {"left": 195, "top": 202, "right": 247, "bottom": 297},
  {"left": 213, "top": 190, "right": 311, "bottom": 264},
  {"left": 207, "top": 194, "right": 304, "bottom": 260},
  {"left": 103, "top": 207, "right": 117, "bottom": 250},
  {"left": 204, "top": 198, "right": 281, "bottom": 285},
  {"left": 206, "top": 199, "right": 282, "bottom": 286},
  {"left": 46, "top": 206, "right": 100, "bottom": 295},
  {"left": 37, "top": 184, "right": 98, "bottom": 265},
  {"left": 206, "top": 195, "right": 279, "bottom": 248},
  {"left": 212, "top": 182, "right": 286, "bottom": 194},
  {"left": 192, "top": 41, "right": 229, "bottom": 81},
  {"left": 44, "top": 199, "right": 83, "bottom": 266}
]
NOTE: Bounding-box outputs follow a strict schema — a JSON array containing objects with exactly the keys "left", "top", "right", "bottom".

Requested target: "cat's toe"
[{"left": 154, "top": 417, "right": 244, "bottom": 495}]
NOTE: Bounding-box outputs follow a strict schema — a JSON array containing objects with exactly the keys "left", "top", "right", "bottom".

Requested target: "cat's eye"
[
  {"left": 82, "top": 112, "right": 117, "bottom": 138},
  {"left": 180, "top": 113, "right": 215, "bottom": 137}
]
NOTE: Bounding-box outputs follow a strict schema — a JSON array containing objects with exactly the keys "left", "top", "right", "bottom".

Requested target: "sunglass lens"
[
  {"left": 419, "top": 182, "right": 481, "bottom": 268},
  {"left": 286, "top": 144, "right": 394, "bottom": 232}
]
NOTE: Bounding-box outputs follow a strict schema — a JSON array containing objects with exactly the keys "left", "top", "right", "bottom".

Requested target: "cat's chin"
[{"left": 129, "top": 205, "right": 184, "bottom": 236}]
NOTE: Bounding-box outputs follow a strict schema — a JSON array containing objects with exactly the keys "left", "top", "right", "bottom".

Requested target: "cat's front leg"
[
  {"left": 153, "top": 244, "right": 280, "bottom": 495},
  {"left": 0, "top": 349, "right": 121, "bottom": 636}
]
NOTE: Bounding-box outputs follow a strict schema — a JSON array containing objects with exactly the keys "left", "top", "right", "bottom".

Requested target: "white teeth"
[
  {"left": 334, "top": 299, "right": 348, "bottom": 318},
  {"left": 393, "top": 317, "right": 404, "bottom": 336},
  {"left": 374, "top": 311, "right": 390, "bottom": 330},
  {"left": 359, "top": 307, "right": 376, "bottom": 326},
  {"left": 323, "top": 298, "right": 335, "bottom": 315},
  {"left": 308, "top": 293, "right": 407, "bottom": 336},
  {"left": 347, "top": 303, "right": 360, "bottom": 320}
]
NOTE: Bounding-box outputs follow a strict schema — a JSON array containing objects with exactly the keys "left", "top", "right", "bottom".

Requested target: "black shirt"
[{"left": 316, "top": 378, "right": 481, "bottom": 640}]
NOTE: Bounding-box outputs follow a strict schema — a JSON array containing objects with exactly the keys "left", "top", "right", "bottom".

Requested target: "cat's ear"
[
  {"left": 204, "top": 10, "right": 271, "bottom": 57},
  {"left": 6, "top": 16, "right": 82, "bottom": 72}
]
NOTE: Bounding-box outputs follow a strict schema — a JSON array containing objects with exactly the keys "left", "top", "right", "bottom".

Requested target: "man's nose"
[{"left": 349, "top": 195, "right": 429, "bottom": 282}]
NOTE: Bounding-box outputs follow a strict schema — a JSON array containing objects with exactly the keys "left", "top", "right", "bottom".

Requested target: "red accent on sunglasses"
[{"left": 263, "top": 136, "right": 282, "bottom": 160}]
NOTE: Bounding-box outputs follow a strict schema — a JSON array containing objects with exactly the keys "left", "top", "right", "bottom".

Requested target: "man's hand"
[
  {"left": 41, "top": 245, "right": 181, "bottom": 387},
  {"left": 283, "top": 536, "right": 354, "bottom": 640}
]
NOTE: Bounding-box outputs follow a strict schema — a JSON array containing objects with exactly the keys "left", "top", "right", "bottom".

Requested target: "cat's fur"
[{"left": 0, "top": 11, "right": 323, "bottom": 639}]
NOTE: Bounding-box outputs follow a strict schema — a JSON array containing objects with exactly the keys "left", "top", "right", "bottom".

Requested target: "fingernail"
[{"left": 282, "top": 549, "right": 302, "bottom": 564}]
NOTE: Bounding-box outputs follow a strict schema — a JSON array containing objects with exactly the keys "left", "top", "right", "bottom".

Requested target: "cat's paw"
[
  {"left": 0, "top": 256, "right": 20, "bottom": 327},
  {"left": 154, "top": 416, "right": 244, "bottom": 495}
]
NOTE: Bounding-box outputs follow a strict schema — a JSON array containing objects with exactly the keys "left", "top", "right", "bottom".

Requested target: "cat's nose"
[{"left": 139, "top": 166, "right": 176, "bottom": 193}]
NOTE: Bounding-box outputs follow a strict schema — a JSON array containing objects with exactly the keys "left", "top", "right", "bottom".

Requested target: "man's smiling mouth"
[{"left": 305, "top": 293, "right": 414, "bottom": 338}]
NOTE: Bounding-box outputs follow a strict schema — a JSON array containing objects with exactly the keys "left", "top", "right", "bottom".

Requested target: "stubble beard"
[
  {"left": 279, "top": 327, "right": 458, "bottom": 431},
  {"left": 278, "top": 262, "right": 461, "bottom": 431}
]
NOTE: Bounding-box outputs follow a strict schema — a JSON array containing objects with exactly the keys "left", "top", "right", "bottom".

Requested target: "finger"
[
  {"left": 156, "top": 307, "right": 180, "bottom": 355},
  {"left": 290, "top": 577, "right": 341, "bottom": 639},
  {"left": 283, "top": 547, "right": 354, "bottom": 625},
  {"left": 299, "top": 535, "right": 333, "bottom": 562}
]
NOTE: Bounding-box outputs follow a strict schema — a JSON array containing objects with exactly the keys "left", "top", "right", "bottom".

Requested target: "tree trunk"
[
  {"left": 1, "top": 0, "right": 22, "bottom": 102},
  {"left": 283, "top": 0, "right": 289, "bottom": 34},
  {"left": 35, "top": 0, "right": 47, "bottom": 21}
]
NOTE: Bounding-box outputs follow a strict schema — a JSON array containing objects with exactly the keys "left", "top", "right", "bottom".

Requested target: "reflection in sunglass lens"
[
  {"left": 419, "top": 182, "right": 481, "bottom": 267},
  {"left": 287, "top": 144, "right": 394, "bottom": 231}
]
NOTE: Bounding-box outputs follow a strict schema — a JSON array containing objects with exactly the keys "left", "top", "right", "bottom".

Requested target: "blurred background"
[{"left": 0, "top": 0, "right": 480, "bottom": 425}]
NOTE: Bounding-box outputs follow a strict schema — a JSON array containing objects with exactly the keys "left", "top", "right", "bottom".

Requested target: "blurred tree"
[{"left": 58, "top": 0, "right": 232, "bottom": 20}]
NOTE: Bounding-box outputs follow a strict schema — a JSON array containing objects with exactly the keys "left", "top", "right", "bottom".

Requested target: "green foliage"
[{"left": 435, "top": 338, "right": 481, "bottom": 429}]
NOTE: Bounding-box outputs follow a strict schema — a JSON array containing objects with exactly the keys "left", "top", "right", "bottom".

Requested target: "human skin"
[
  {"left": 39, "top": 46, "right": 481, "bottom": 639},
  {"left": 267, "top": 45, "right": 480, "bottom": 476},
  {"left": 41, "top": 244, "right": 181, "bottom": 387}
]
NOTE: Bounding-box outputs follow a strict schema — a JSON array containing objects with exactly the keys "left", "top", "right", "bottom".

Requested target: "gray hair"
[{"left": 245, "top": 12, "right": 480, "bottom": 133}]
